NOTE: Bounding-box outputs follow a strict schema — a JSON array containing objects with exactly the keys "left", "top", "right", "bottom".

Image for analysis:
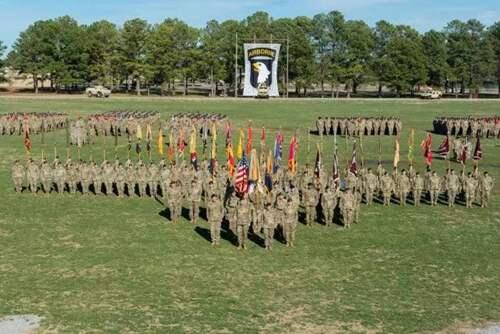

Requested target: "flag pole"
[{"left": 307, "top": 127, "right": 311, "bottom": 164}]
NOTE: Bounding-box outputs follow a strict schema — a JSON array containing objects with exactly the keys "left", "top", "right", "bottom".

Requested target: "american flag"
[{"left": 235, "top": 155, "right": 249, "bottom": 194}]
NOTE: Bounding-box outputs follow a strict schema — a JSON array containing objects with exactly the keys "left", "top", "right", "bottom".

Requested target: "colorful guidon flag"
[
  {"left": 273, "top": 131, "right": 283, "bottom": 173},
  {"left": 226, "top": 142, "right": 236, "bottom": 176},
  {"left": 190, "top": 126, "right": 198, "bottom": 170},
  {"left": 288, "top": 134, "right": 298, "bottom": 173},
  {"left": 437, "top": 135, "right": 450, "bottom": 158},
  {"left": 473, "top": 137, "right": 482, "bottom": 161},
  {"left": 393, "top": 137, "right": 400, "bottom": 168},
  {"left": 157, "top": 128, "right": 164, "bottom": 156},
  {"left": 332, "top": 145, "right": 340, "bottom": 184},
  {"left": 314, "top": 143, "right": 321, "bottom": 177},
  {"left": 420, "top": 133, "right": 433, "bottom": 166},
  {"left": 349, "top": 141, "right": 358, "bottom": 176}
]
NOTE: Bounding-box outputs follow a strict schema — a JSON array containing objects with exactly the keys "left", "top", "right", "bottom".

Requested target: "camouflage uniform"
[
  {"left": 321, "top": 186, "right": 337, "bottom": 227},
  {"left": 480, "top": 172, "right": 494, "bottom": 208},
  {"left": 397, "top": 170, "right": 410, "bottom": 206},
  {"left": 40, "top": 161, "right": 53, "bottom": 193},
  {"left": 263, "top": 205, "right": 278, "bottom": 250},
  {"left": 54, "top": 162, "right": 66, "bottom": 193},
  {"left": 26, "top": 160, "right": 39, "bottom": 194},
  {"left": 188, "top": 179, "right": 203, "bottom": 223},
  {"left": 225, "top": 192, "right": 240, "bottom": 234},
  {"left": 464, "top": 173, "right": 477, "bottom": 208},
  {"left": 446, "top": 170, "right": 460, "bottom": 207},
  {"left": 429, "top": 172, "right": 441, "bottom": 206},
  {"left": 207, "top": 195, "right": 224, "bottom": 246},
  {"left": 283, "top": 197, "right": 298, "bottom": 247},
  {"left": 236, "top": 196, "right": 251, "bottom": 249},
  {"left": 115, "top": 164, "right": 127, "bottom": 197},
  {"left": 11, "top": 160, "right": 25, "bottom": 192},
  {"left": 168, "top": 181, "right": 183, "bottom": 223},
  {"left": 340, "top": 189, "right": 355, "bottom": 228},
  {"left": 412, "top": 173, "right": 424, "bottom": 206},
  {"left": 380, "top": 173, "right": 394, "bottom": 206},
  {"left": 364, "top": 169, "right": 378, "bottom": 205},
  {"left": 302, "top": 183, "right": 319, "bottom": 226}
]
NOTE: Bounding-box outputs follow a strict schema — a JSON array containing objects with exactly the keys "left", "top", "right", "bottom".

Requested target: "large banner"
[{"left": 243, "top": 43, "right": 281, "bottom": 97}]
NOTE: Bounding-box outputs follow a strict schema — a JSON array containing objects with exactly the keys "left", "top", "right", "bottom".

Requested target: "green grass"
[{"left": 0, "top": 96, "right": 499, "bottom": 333}]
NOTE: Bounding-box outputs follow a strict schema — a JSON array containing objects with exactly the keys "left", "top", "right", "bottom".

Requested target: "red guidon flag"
[
  {"left": 437, "top": 135, "right": 450, "bottom": 158},
  {"left": 24, "top": 129, "right": 32, "bottom": 153},
  {"left": 288, "top": 134, "right": 298, "bottom": 173},
  {"left": 420, "top": 133, "right": 433, "bottom": 166}
]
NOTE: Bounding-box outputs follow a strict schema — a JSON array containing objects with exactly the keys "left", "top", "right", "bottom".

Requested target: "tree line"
[{"left": 1, "top": 11, "right": 500, "bottom": 97}]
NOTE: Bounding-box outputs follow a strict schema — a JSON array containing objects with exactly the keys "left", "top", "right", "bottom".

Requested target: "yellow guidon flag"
[
  {"left": 236, "top": 128, "right": 244, "bottom": 160},
  {"left": 157, "top": 128, "right": 164, "bottom": 156},
  {"left": 190, "top": 125, "right": 197, "bottom": 154},
  {"left": 393, "top": 136, "right": 400, "bottom": 168},
  {"left": 249, "top": 148, "right": 261, "bottom": 183}
]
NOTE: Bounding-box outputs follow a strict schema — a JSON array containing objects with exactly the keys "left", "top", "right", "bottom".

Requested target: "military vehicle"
[{"left": 86, "top": 85, "right": 111, "bottom": 98}]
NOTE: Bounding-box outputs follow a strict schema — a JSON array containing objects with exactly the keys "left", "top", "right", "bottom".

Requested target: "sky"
[{"left": 0, "top": 0, "right": 499, "bottom": 50}]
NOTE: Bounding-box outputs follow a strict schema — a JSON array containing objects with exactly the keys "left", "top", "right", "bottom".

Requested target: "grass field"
[{"left": 0, "top": 96, "right": 499, "bottom": 334}]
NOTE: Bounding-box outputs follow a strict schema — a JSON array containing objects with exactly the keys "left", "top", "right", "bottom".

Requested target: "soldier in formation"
[
  {"left": 11, "top": 156, "right": 495, "bottom": 250},
  {"left": 433, "top": 116, "right": 500, "bottom": 138},
  {"left": 0, "top": 112, "right": 67, "bottom": 135},
  {"left": 87, "top": 111, "right": 161, "bottom": 137},
  {"left": 316, "top": 117, "right": 402, "bottom": 136}
]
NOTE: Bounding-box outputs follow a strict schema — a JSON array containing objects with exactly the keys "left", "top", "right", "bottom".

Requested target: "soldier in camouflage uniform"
[
  {"left": 412, "top": 172, "right": 424, "bottom": 206},
  {"left": 446, "top": 169, "right": 460, "bottom": 207},
  {"left": 236, "top": 194, "right": 251, "bottom": 249},
  {"left": 26, "top": 159, "right": 39, "bottom": 194},
  {"left": 67, "top": 161, "right": 79, "bottom": 194},
  {"left": 40, "top": 160, "right": 53, "bottom": 194},
  {"left": 104, "top": 161, "right": 115, "bottom": 196},
  {"left": 480, "top": 171, "right": 494, "bottom": 208},
  {"left": 340, "top": 188, "right": 355, "bottom": 229},
  {"left": 225, "top": 191, "right": 240, "bottom": 234},
  {"left": 380, "top": 172, "right": 394, "bottom": 206},
  {"left": 363, "top": 168, "right": 378, "bottom": 205},
  {"left": 321, "top": 186, "right": 337, "bottom": 227},
  {"left": 11, "top": 160, "right": 25, "bottom": 192},
  {"left": 302, "top": 183, "right": 319, "bottom": 226},
  {"left": 429, "top": 171, "right": 441, "bottom": 206},
  {"left": 283, "top": 196, "right": 298, "bottom": 247},
  {"left": 54, "top": 161, "right": 66, "bottom": 193},
  {"left": 188, "top": 179, "right": 202, "bottom": 223},
  {"left": 126, "top": 164, "right": 137, "bottom": 196},
  {"left": 168, "top": 181, "right": 182, "bottom": 223},
  {"left": 262, "top": 203, "right": 278, "bottom": 250},
  {"left": 397, "top": 169, "right": 410, "bottom": 206},
  {"left": 115, "top": 163, "right": 127, "bottom": 197},
  {"left": 207, "top": 194, "right": 224, "bottom": 246},
  {"left": 464, "top": 173, "right": 477, "bottom": 208},
  {"left": 79, "top": 161, "right": 91, "bottom": 195},
  {"left": 148, "top": 162, "right": 159, "bottom": 197},
  {"left": 137, "top": 161, "right": 148, "bottom": 197}
]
